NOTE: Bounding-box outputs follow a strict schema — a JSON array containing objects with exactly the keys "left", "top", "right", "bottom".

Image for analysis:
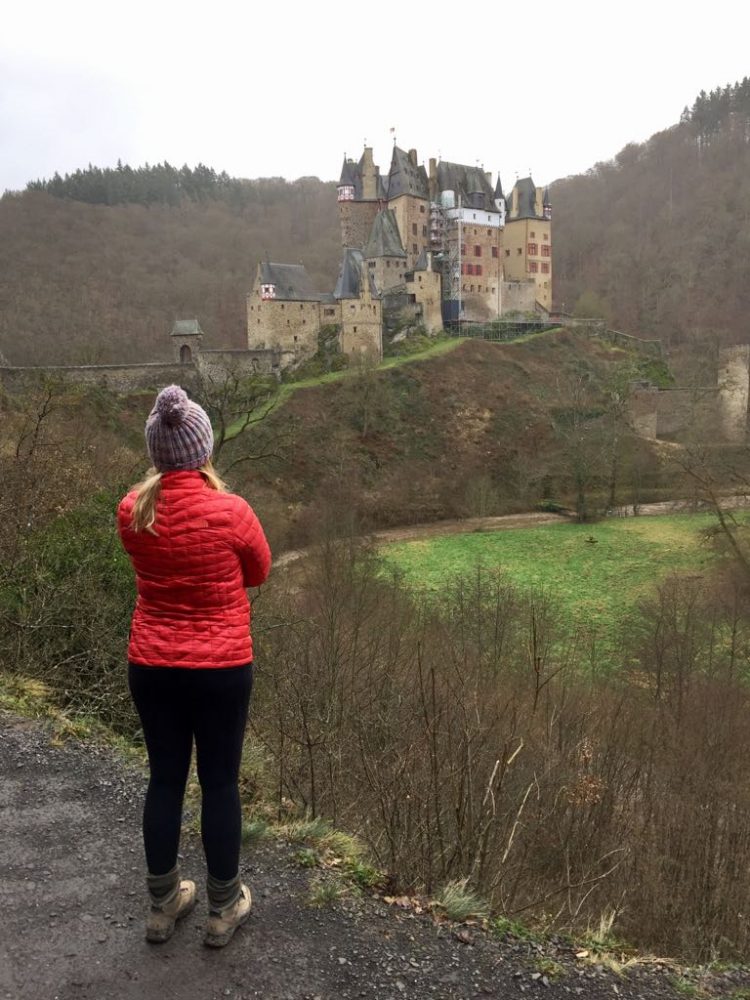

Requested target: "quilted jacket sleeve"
[{"left": 233, "top": 496, "right": 272, "bottom": 588}]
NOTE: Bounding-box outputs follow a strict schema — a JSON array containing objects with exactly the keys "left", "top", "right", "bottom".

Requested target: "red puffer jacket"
[{"left": 117, "top": 470, "right": 271, "bottom": 668}]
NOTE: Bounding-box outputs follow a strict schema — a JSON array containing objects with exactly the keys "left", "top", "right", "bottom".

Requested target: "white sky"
[{"left": 1, "top": 0, "right": 748, "bottom": 194}]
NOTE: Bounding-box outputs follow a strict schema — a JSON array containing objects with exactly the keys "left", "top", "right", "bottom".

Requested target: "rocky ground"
[{"left": 1, "top": 710, "right": 748, "bottom": 1000}]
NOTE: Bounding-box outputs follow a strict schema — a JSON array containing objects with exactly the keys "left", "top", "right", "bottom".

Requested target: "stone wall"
[
  {"left": 0, "top": 361, "right": 193, "bottom": 394},
  {"left": 407, "top": 269, "right": 443, "bottom": 334},
  {"left": 338, "top": 200, "right": 380, "bottom": 250},
  {"left": 500, "top": 280, "right": 538, "bottom": 315},
  {"left": 368, "top": 255, "right": 408, "bottom": 293},
  {"left": 389, "top": 194, "right": 430, "bottom": 269},
  {"left": 718, "top": 345, "right": 750, "bottom": 443},
  {"left": 246, "top": 292, "right": 325, "bottom": 361},
  {"left": 196, "top": 349, "right": 281, "bottom": 381},
  {"left": 340, "top": 284, "right": 382, "bottom": 360}
]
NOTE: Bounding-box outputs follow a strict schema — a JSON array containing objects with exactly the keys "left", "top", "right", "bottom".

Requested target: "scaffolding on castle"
[{"left": 430, "top": 194, "right": 463, "bottom": 329}]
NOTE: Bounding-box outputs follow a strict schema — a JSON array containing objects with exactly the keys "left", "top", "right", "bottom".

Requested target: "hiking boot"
[
  {"left": 145, "top": 879, "right": 197, "bottom": 943},
  {"left": 204, "top": 883, "right": 252, "bottom": 948}
]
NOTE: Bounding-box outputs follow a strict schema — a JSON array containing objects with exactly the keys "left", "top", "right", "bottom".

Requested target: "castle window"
[
  {"left": 350, "top": 304, "right": 356, "bottom": 310},
  {"left": 412, "top": 223, "right": 417, "bottom": 235},
  {"left": 353, "top": 326, "right": 357, "bottom": 332},
  {"left": 528, "top": 261, "right": 538, "bottom": 273},
  {"left": 516, "top": 248, "right": 522, "bottom": 256},
  {"left": 260, "top": 283, "right": 276, "bottom": 300},
  {"left": 466, "top": 263, "right": 473, "bottom": 275},
  {"left": 422, "top": 226, "right": 427, "bottom": 237},
  {"left": 470, "top": 284, "right": 474, "bottom": 292},
  {"left": 528, "top": 243, "right": 538, "bottom": 256},
  {"left": 492, "top": 246, "right": 498, "bottom": 258},
  {"left": 461, "top": 244, "right": 466, "bottom": 255},
  {"left": 491, "top": 287, "right": 496, "bottom": 294},
  {"left": 530, "top": 231, "right": 536, "bottom": 238},
  {"left": 541, "top": 244, "right": 551, "bottom": 257},
  {"left": 337, "top": 185, "right": 355, "bottom": 201},
  {"left": 505, "top": 249, "right": 511, "bottom": 257},
  {"left": 420, "top": 204, "right": 425, "bottom": 213},
  {"left": 281, "top": 303, "right": 285, "bottom": 309},
  {"left": 472, "top": 214, "right": 476, "bottom": 220},
  {"left": 474, "top": 245, "right": 482, "bottom": 257},
  {"left": 294, "top": 335, "right": 298, "bottom": 342},
  {"left": 541, "top": 262, "right": 550, "bottom": 274},
  {"left": 412, "top": 244, "right": 417, "bottom": 253},
  {"left": 543, "top": 232, "right": 549, "bottom": 240},
  {"left": 487, "top": 229, "right": 492, "bottom": 236},
  {"left": 369, "top": 261, "right": 376, "bottom": 268},
  {"left": 476, "top": 265, "right": 482, "bottom": 276},
  {"left": 386, "top": 260, "right": 391, "bottom": 267},
  {"left": 302, "top": 319, "right": 306, "bottom": 324},
  {"left": 324, "top": 308, "right": 336, "bottom": 316},
  {"left": 300, "top": 303, "right": 304, "bottom": 309}
]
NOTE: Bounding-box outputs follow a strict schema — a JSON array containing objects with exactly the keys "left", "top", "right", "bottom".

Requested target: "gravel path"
[{"left": 0, "top": 711, "right": 743, "bottom": 1000}]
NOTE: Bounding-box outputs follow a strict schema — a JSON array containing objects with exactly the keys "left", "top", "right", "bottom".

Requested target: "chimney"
[{"left": 408, "top": 148, "right": 418, "bottom": 167}]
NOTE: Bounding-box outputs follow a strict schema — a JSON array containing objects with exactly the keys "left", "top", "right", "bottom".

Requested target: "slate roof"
[
  {"left": 436, "top": 161, "right": 496, "bottom": 211},
  {"left": 387, "top": 147, "right": 428, "bottom": 199},
  {"left": 339, "top": 154, "right": 386, "bottom": 200},
  {"left": 543, "top": 186, "right": 551, "bottom": 208},
  {"left": 171, "top": 319, "right": 203, "bottom": 337},
  {"left": 413, "top": 248, "right": 430, "bottom": 271},
  {"left": 364, "top": 209, "right": 406, "bottom": 259},
  {"left": 259, "top": 262, "right": 323, "bottom": 301},
  {"left": 334, "top": 248, "right": 379, "bottom": 300},
  {"left": 494, "top": 175, "right": 505, "bottom": 201},
  {"left": 509, "top": 177, "right": 543, "bottom": 220}
]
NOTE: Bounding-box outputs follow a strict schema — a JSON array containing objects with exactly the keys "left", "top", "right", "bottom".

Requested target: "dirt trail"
[
  {"left": 0, "top": 712, "right": 714, "bottom": 1000},
  {"left": 274, "top": 498, "right": 749, "bottom": 569}
]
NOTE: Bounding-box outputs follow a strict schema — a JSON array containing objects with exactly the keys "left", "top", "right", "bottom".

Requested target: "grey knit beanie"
[{"left": 145, "top": 385, "right": 214, "bottom": 472}]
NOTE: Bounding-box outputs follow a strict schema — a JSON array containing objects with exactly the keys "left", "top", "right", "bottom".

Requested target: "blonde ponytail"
[{"left": 129, "top": 460, "right": 227, "bottom": 534}]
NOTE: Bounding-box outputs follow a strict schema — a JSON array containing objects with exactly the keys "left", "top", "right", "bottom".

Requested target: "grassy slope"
[
  {"left": 380, "top": 513, "right": 719, "bottom": 660},
  {"left": 234, "top": 329, "right": 667, "bottom": 549}
]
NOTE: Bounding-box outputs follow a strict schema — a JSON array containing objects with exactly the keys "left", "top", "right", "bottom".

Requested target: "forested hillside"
[
  {"left": 0, "top": 171, "right": 341, "bottom": 365},
  {"left": 552, "top": 79, "right": 750, "bottom": 349},
  {"left": 3, "top": 79, "right": 749, "bottom": 365}
]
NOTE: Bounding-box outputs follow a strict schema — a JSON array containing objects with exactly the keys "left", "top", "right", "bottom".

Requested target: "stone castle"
[{"left": 245, "top": 144, "right": 552, "bottom": 368}]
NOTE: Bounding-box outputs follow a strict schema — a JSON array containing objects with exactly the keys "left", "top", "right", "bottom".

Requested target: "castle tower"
[
  {"left": 337, "top": 148, "right": 382, "bottom": 250},
  {"left": 171, "top": 318, "right": 203, "bottom": 364},
  {"left": 385, "top": 146, "right": 429, "bottom": 270},
  {"left": 502, "top": 177, "right": 552, "bottom": 313}
]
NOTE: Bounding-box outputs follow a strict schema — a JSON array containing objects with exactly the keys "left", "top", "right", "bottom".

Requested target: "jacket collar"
[{"left": 159, "top": 469, "right": 207, "bottom": 491}]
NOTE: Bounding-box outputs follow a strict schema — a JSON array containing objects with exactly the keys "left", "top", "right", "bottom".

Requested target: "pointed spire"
[{"left": 494, "top": 174, "right": 504, "bottom": 200}]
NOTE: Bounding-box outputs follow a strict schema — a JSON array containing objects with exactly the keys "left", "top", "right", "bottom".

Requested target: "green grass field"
[{"left": 380, "top": 514, "right": 721, "bottom": 658}]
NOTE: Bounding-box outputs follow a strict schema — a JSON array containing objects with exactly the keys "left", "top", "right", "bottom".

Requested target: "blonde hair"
[{"left": 130, "top": 459, "right": 227, "bottom": 534}]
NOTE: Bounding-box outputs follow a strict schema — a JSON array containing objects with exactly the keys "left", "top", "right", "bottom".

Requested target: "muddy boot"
[
  {"left": 204, "top": 879, "right": 251, "bottom": 948},
  {"left": 145, "top": 866, "right": 197, "bottom": 943}
]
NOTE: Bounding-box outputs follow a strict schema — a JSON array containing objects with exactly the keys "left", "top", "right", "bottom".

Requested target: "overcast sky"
[{"left": 1, "top": 0, "right": 748, "bottom": 194}]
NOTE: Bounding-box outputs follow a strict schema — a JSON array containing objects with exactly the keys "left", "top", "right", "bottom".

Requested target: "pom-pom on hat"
[{"left": 145, "top": 385, "right": 214, "bottom": 472}]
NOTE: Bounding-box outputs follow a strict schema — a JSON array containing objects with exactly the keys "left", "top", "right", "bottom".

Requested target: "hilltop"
[{"left": 552, "top": 78, "right": 750, "bottom": 351}]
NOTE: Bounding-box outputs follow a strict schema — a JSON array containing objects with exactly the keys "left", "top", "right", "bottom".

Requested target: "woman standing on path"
[{"left": 118, "top": 385, "right": 271, "bottom": 947}]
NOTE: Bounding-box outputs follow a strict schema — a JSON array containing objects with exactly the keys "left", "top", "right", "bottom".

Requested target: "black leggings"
[{"left": 128, "top": 662, "right": 253, "bottom": 881}]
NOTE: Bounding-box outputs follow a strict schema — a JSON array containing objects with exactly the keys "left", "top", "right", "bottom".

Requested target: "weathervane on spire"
[{"left": 390, "top": 126, "right": 397, "bottom": 145}]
